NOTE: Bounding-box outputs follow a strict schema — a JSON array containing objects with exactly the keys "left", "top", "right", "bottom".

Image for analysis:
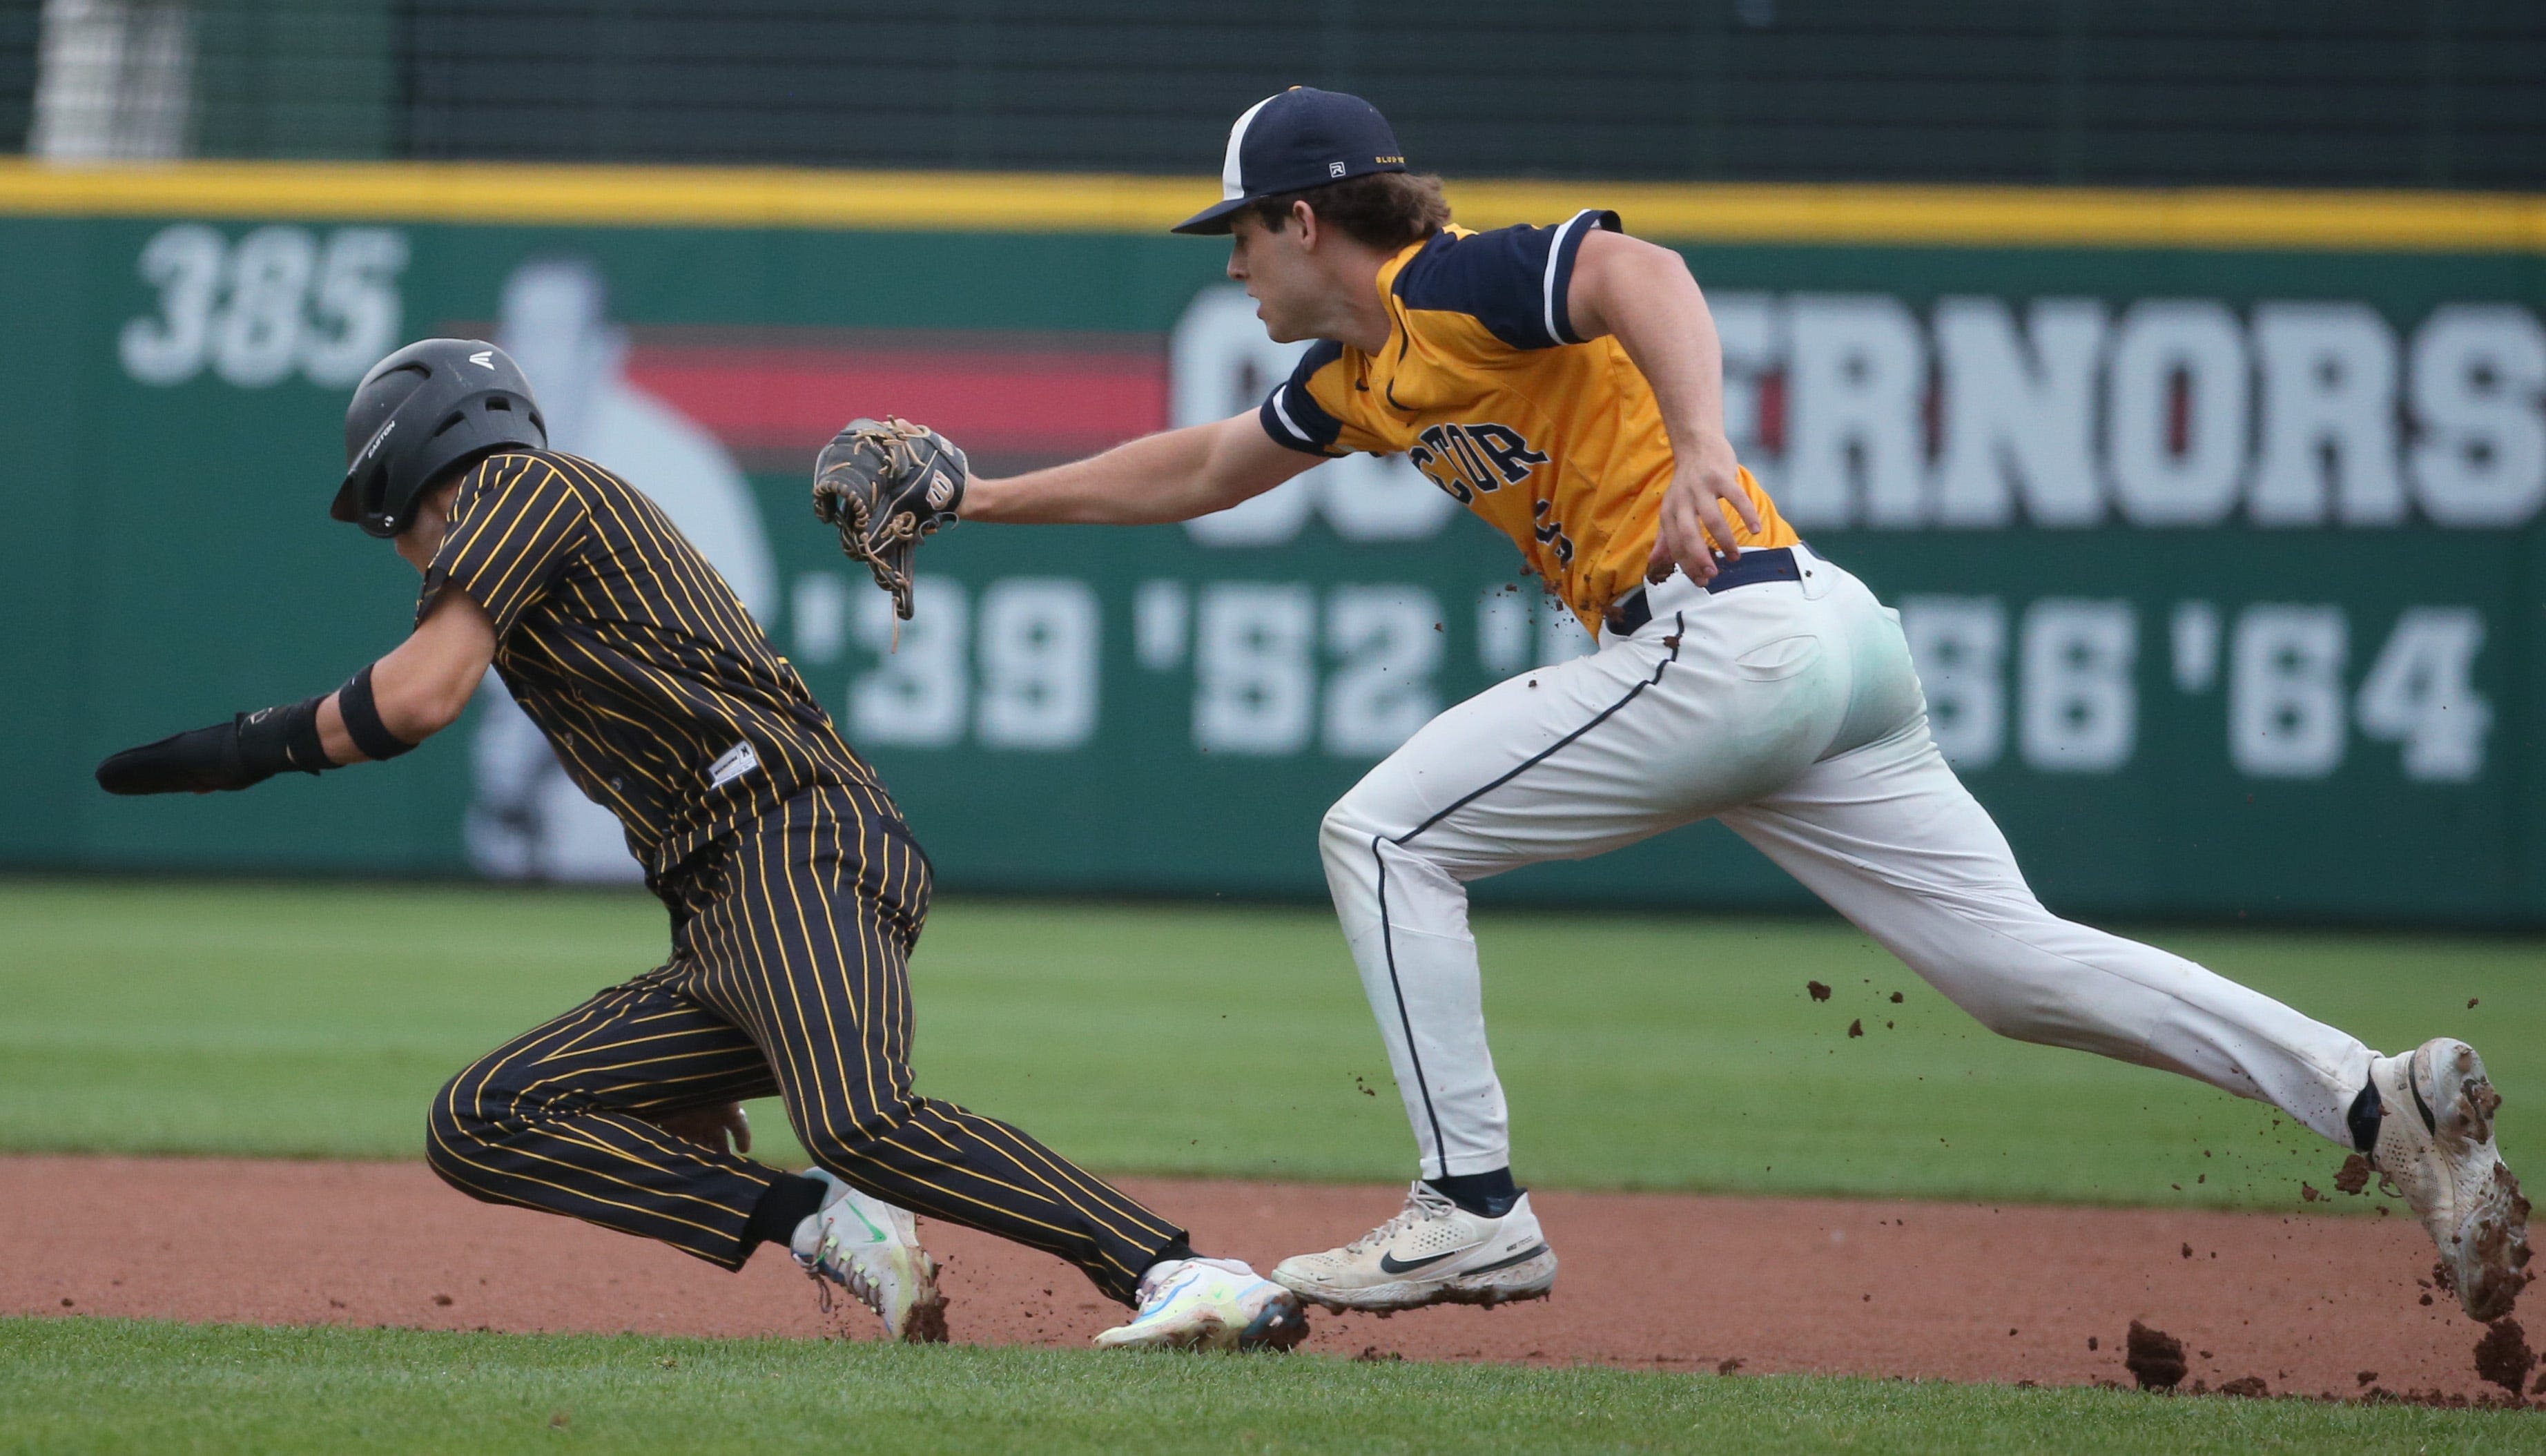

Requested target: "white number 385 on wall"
[{"left": 119, "top": 223, "right": 409, "bottom": 390}]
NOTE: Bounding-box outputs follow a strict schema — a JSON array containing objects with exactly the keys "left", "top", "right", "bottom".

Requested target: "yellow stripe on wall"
[
  {"left": 1463, "top": 181, "right": 2546, "bottom": 253},
  {"left": 0, "top": 158, "right": 2539, "bottom": 253}
]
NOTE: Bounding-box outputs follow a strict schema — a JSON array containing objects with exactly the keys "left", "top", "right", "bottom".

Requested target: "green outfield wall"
[{"left": 3, "top": 164, "right": 2542, "bottom": 924}]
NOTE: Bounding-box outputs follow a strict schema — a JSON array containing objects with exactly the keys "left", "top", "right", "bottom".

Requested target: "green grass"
[
  {"left": 2, "top": 878, "right": 2541, "bottom": 1209},
  {"left": 5, "top": 1318, "right": 2536, "bottom": 1456}
]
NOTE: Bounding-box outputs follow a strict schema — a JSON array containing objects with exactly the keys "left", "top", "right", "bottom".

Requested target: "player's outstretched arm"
[
  {"left": 315, "top": 590, "right": 496, "bottom": 762},
  {"left": 1566, "top": 229, "right": 1763, "bottom": 585},
  {"left": 95, "top": 590, "right": 494, "bottom": 795},
  {"left": 962, "top": 413, "right": 1319, "bottom": 526}
]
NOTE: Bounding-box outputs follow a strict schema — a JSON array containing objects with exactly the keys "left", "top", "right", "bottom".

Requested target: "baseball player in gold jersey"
[
  {"left": 95, "top": 338, "right": 1309, "bottom": 1353},
  {"left": 952, "top": 90, "right": 2530, "bottom": 1323}
]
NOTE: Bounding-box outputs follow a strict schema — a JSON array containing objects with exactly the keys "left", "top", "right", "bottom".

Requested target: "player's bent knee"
[
  {"left": 1318, "top": 804, "right": 1361, "bottom": 872},
  {"left": 422, "top": 1063, "right": 532, "bottom": 1148},
  {"left": 1319, "top": 790, "right": 1399, "bottom": 873},
  {"left": 422, "top": 1092, "right": 503, "bottom": 1198}
]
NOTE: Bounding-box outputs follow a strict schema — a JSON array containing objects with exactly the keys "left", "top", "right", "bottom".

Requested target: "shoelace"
[
  {"left": 802, "top": 1235, "right": 884, "bottom": 1318},
  {"left": 1343, "top": 1183, "right": 1457, "bottom": 1256}
]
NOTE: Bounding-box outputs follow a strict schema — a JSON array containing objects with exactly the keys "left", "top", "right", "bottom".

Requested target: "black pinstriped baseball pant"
[{"left": 424, "top": 787, "right": 1183, "bottom": 1303}]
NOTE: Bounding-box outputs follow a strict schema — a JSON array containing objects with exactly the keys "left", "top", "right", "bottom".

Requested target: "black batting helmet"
[{"left": 332, "top": 338, "right": 547, "bottom": 538}]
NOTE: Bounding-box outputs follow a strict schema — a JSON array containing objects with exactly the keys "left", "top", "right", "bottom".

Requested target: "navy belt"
[{"left": 1604, "top": 546, "right": 1802, "bottom": 637}]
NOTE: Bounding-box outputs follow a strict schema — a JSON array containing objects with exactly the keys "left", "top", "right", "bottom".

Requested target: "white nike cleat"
[
  {"left": 790, "top": 1168, "right": 949, "bottom": 1343},
  {"left": 1092, "top": 1257, "right": 1310, "bottom": 1352},
  {"left": 1272, "top": 1181, "right": 1557, "bottom": 1312},
  {"left": 2367, "top": 1038, "right": 2532, "bottom": 1322}
]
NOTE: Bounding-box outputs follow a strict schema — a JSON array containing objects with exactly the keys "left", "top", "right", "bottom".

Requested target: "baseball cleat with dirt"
[
  {"left": 791, "top": 1168, "right": 949, "bottom": 1343},
  {"left": 2366, "top": 1038, "right": 2532, "bottom": 1322},
  {"left": 1093, "top": 1257, "right": 1310, "bottom": 1352},
  {"left": 1271, "top": 1181, "right": 1557, "bottom": 1312}
]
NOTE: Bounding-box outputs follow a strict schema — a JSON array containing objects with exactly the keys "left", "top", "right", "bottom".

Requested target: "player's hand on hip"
[
  {"left": 1647, "top": 436, "right": 1762, "bottom": 586},
  {"left": 645, "top": 1101, "right": 751, "bottom": 1156}
]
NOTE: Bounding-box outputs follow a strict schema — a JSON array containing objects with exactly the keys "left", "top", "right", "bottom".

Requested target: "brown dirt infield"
[{"left": 0, "top": 1155, "right": 2514, "bottom": 1398}]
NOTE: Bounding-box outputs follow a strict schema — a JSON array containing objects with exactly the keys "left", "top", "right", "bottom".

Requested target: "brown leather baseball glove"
[{"left": 811, "top": 416, "right": 968, "bottom": 619}]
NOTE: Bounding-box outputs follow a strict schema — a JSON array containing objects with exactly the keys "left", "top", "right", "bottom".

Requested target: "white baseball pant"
[{"left": 1320, "top": 544, "right": 2375, "bottom": 1180}]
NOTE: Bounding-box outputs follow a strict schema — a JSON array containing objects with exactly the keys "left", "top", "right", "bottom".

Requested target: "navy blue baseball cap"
[{"left": 1172, "top": 88, "right": 1408, "bottom": 235}]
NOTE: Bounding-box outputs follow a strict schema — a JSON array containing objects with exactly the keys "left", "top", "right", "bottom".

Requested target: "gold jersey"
[{"left": 1259, "top": 210, "right": 1797, "bottom": 630}]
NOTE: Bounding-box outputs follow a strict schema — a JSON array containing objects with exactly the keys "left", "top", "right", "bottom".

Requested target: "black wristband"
[
  {"left": 338, "top": 664, "right": 416, "bottom": 761},
  {"left": 232, "top": 695, "right": 333, "bottom": 778}
]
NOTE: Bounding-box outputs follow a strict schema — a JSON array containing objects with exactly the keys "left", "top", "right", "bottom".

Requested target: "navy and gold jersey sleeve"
[
  {"left": 1259, "top": 340, "right": 1350, "bottom": 456},
  {"left": 420, "top": 453, "right": 587, "bottom": 639},
  {"left": 1261, "top": 339, "right": 1404, "bottom": 457},
  {"left": 1396, "top": 209, "right": 1621, "bottom": 351}
]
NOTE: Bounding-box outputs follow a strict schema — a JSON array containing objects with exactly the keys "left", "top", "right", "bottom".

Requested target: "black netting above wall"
[{"left": 6, "top": 0, "right": 2543, "bottom": 186}]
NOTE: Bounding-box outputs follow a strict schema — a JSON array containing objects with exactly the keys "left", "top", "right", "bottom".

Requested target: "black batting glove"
[
  {"left": 97, "top": 721, "right": 262, "bottom": 795},
  {"left": 96, "top": 696, "right": 332, "bottom": 795}
]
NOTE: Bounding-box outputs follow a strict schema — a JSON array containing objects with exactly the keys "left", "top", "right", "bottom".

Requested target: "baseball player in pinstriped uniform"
[
  {"left": 946, "top": 90, "right": 2532, "bottom": 1323},
  {"left": 94, "top": 338, "right": 1309, "bottom": 1352}
]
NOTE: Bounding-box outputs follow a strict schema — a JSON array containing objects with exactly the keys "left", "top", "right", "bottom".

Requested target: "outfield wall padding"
[{"left": 4, "top": 166, "right": 2542, "bottom": 924}]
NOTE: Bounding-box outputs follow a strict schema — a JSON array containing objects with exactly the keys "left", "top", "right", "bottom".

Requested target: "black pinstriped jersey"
[{"left": 418, "top": 449, "right": 895, "bottom": 883}]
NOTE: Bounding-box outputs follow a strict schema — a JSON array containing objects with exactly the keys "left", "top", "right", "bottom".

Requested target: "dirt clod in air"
[
  {"left": 1807, "top": 981, "right": 1831, "bottom": 1002},
  {"left": 2300, "top": 1183, "right": 2322, "bottom": 1203},
  {"left": 2333, "top": 1154, "right": 2373, "bottom": 1196},
  {"left": 2355, "top": 1370, "right": 2378, "bottom": 1385},
  {"left": 1353, "top": 1346, "right": 1403, "bottom": 1363},
  {"left": 431, "top": 1293, "right": 453, "bottom": 1307},
  {"left": 2434, "top": 1259, "right": 2459, "bottom": 1297},
  {"left": 2181, "top": 1243, "right": 2193, "bottom": 1259},
  {"left": 2474, "top": 1318, "right": 2535, "bottom": 1396},
  {"left": 2086, "top": 1336, "right": 2097, "bottom": 1351},
  {"left": 2422, "top": 1294, "right": 2436, "bottom": 1305},
  {"left": 1847, "top": 1020, "right": 1864, "bottom": 1038},
  {"left": 2215, "top": 1375, "right": 2268, "bottom": 1398},
  {"left": 1889, "top": 991, "right": 1904, "bottom": 1003},
  {"left": 2124, "top": 1321, "right": 2187, "bottom": 1390},
  {"left": 1716, "top": 1357, "right": 1744, "bottom": 1375}
]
